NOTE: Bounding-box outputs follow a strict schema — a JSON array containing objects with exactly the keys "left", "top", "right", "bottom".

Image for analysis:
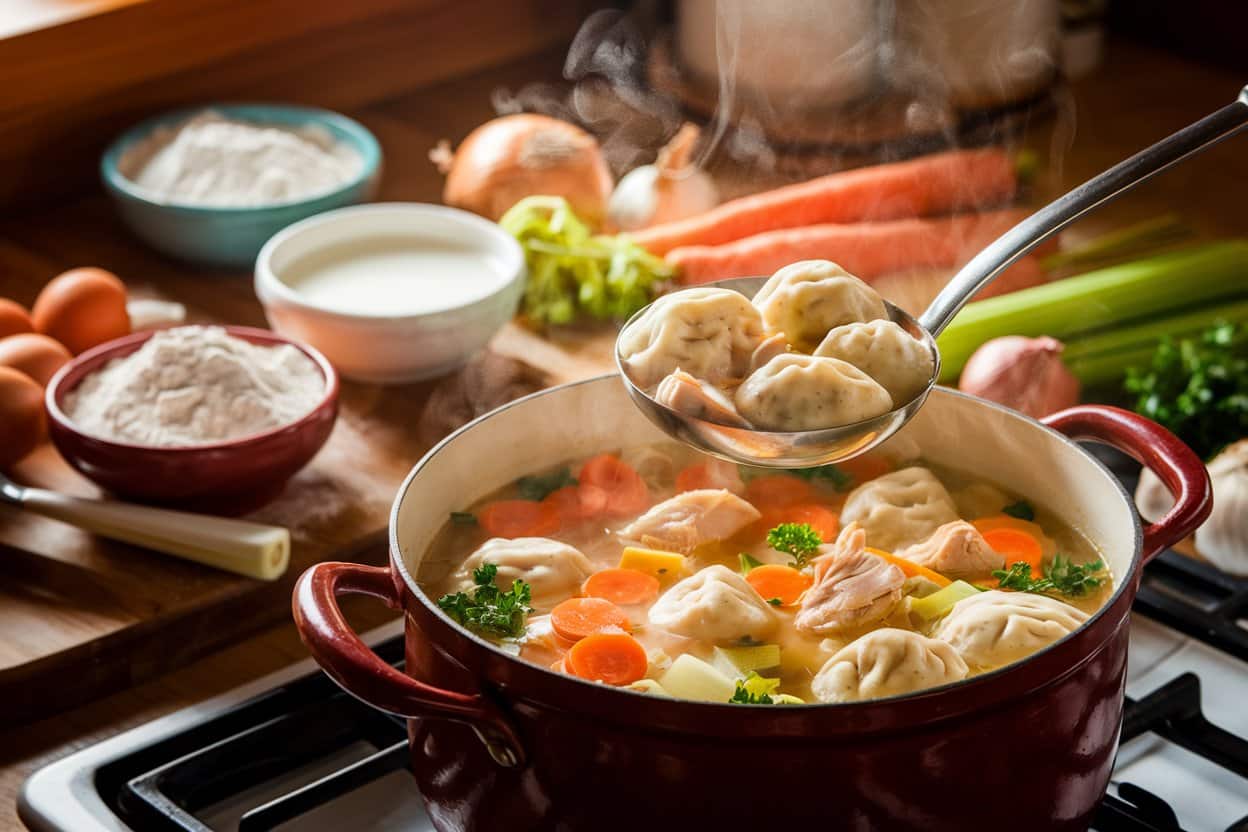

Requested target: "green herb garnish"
[
  {"left": 515, "top": 467, "right": 577, "bottom": 501},
  {"left": 789, "top": 464, "right": 853, "bottom": 491},
  {"left": 1126, "top": 321, "right": 1248, "bottom": 460},
  {"left": 450, "top": 511, "right": 478, "bottom": 526},
  {"left": 767, "top": 522, "right": 823, "bottom": 568},
  {"left": 729, "top": 672, "right": 777, "bottom": 705},
  {"left": 739, "top": 552, "right": 764, "bottom": 574},
  {"left": 992, "top": 555, "right": 1107, "bottom": 598},
  {"left": 767, "top": 597, "right": 783, "bottom": 606},
  {"left": 436, "top": 564, "right": 533, "bottom": 639},
  {"left": 1002, "top": 500, "right": 1035, "bottom": 521}
]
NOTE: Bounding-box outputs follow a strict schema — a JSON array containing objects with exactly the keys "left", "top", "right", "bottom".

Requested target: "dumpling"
[
  {"left": 840, "top": 467, "right": 959, "bottom": 551},
  {"left": 453, "top": 537, "right": 594, "bottom": 607},
  {"left": 619, "top": 287, "right": 764, "bottom": 388},
  {"left": 649, "top": 564, "right": 776, "bottom": 643},
  {"left": 655, "top": 369, "right": 752, "bottom": 428},
  {"left": 811, "top": 628, "right": 969, "bottom": 703},
  {"left": 899, "top": 521, "right": 1004, "bottom": 577},
  {"left": 620, "top": 489, "right": 761, "bottom": 553},
  {"left": 734, "top": 354, "right": 893, "bottom": 431},
  {"left": 795, "top": 523, "right": 905, "bottom": 635},
  {"left": 934, "top": 590, "right": 1089, "bottom": 670},
  {"left": 752, "top": 260, "right": 888, "bottom": 350},
  {"left": 813, "top": 319, "right": 934, "bottom": 405}
]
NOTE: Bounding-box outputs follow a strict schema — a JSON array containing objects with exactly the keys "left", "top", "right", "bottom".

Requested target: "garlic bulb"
[
  {"left": 607, "top": 124, "right": 718, "bottom": 232},
  {"left": 957, "top": 336, "right": 1081, "bottom": 418},
  {"left": 1135, "top": 439, "right": 1248, "bottom": 575}
]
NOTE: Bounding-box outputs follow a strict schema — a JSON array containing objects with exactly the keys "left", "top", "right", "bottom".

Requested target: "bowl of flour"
[
  {"left": 45, "top": 325, "right": 339, "bottom": 513},
  {"left": 102, "top": 105, "right": 381, "bottom": 269}
]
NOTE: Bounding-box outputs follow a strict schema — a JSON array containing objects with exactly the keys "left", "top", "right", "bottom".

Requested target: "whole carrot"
[
  {"left": 630, "top": 149, "right": 1018, "bottom": 256},
  {"left": 667, "top": 209, "right": 1053, "bottom": 285}
]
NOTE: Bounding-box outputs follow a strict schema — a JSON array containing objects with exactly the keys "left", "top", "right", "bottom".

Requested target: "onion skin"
[
  {"left": 958, "top": 335, "right": 1081, "bottom": 418},
  {"left": 436, "top": 114, "right": 613, "bottom": 224}
]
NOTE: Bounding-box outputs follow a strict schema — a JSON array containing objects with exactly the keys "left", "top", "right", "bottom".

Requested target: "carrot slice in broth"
[
  {"left": 550, "top": 597, "right": 631, "bottom": 642},
  {"left": 583, "top": 568, "right": 661, "bottom": 605},
  {"left": 566, "top": 632, "right": 649, "bottom": 685},
  {"left": 478, "top": 500, "right": 559, "bottom": 538}
]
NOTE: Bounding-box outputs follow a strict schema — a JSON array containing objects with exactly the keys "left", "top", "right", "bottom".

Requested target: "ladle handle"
[{"left": 919, "top": 86, "right": 1248, "bottom": 336}]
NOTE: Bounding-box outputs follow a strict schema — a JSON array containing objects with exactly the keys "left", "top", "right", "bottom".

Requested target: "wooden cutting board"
[{"left": 0, "top": 321, "right": 617, "bottom": 728}]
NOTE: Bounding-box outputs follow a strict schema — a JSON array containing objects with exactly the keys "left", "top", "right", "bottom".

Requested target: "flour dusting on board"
[{"left": 64, "top": 326, "right": 325, "bottom": 447}]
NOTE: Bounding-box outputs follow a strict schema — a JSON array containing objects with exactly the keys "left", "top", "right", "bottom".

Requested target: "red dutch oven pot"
[{"left": 294, "top": 378, "right": 1211, "bottom": 832}]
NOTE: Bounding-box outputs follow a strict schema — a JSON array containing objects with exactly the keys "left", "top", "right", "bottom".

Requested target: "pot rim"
[{"left": 388, "top": 374, "right": 1143, "bottom": 712}]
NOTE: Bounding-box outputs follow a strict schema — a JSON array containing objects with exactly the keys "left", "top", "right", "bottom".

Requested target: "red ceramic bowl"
[{"left": 45, "top": 325, "right": 339, "bottom": 514}]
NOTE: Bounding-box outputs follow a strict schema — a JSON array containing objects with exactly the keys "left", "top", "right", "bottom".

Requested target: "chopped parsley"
[
  {"left": 1002, "top": 500, "right": 1035, "bottom": 521},
  {"left": 789, "top": 464, "right": 853, "bottom": 491},
  {"left": 449, "top": 511, "right": 478, "bottom": 526},
  {"left": 436, "top": 564, "right": 533, "bottom": 639},
  {"left": 993, "top": 554, "right": 1107, "bottom": 598},
  {"left": 515, "top": 467, "right": 577, "bottom": 501},
  {"left": 767, "top": 522, "right": 823, "bottom": 568},
  {"left": 767, "top": 597, "right": 783, "bottom": 606}
]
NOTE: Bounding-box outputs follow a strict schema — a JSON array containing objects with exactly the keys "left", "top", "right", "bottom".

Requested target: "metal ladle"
[{"left": 617, "top": 87, "right": 1248, "bottom": 468}]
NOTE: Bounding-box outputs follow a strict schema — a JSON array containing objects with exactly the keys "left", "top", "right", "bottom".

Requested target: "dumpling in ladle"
[
  {"left": 815, "top": 319, "right": 934, "bottom": 406},
  {"left": 752, "top": 260, "right": 887, "bottom": 351},
  {"left": 734, "top": 353, "right": 892, "bottom": 431}
]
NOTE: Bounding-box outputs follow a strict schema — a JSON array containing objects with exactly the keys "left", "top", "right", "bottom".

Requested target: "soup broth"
[{"left": 420, "top": 443, "right": 1111, "bottom": 705}]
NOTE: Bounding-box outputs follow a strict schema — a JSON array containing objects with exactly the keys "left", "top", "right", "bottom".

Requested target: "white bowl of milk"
[{"left": 255, "top": 203, "right": 525, "bottom": 384}]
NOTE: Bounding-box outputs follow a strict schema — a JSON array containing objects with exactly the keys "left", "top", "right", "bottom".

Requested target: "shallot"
[
  {"left": 607, "top": 124, "right": 718, "bottom": 232},
  {"left": 957, "top": 336, "right": 1080, "bottom": 418},
  {"left": 430, "top": 114, "right": 613, "bottom": 224}
]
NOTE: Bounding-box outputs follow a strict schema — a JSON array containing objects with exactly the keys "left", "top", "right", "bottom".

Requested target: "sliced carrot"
[
  {"left": 583, "top": 568, "right": 661, "bottom": 606},
  {"left": 550, "top": 597, "right": 630, "bottom": 642},
  {"left": 632, "top": 148, "right": 1019, "bottom": 256},
  {"left": 675, "top": 459, "right": 743, "bottom": 493},
  {"left": 837, "top": 454, "right": 892, "bottom": 487},
  {"left": 980, "top": 527, "right": 1044, "bottom": 578},
  {"left": 542, "top": 483, "right": 610, "bottom": 525},
  {"left": 565, "top": 632, "right": 649, "bottom": 686},
  {"left": 745, "top": 475, "right": 817, "bottom": 509},
  {"left": 866, "top": 546, "right": 952, "bottom": 587},
  {"left": 579, "top": 454, "right": 649, "bottom": 517},
  {"left": 745, "top": 564, "right": 814, "bottom": 606},
  {"left": 477, "top": 500, "right": 559, "bottom": 538},
  {"left": 755, "top": 503, "right": 840, "bottom": 543}
]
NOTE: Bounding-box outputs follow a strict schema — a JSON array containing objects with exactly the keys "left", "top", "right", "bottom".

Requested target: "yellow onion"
[
  {"left": 607, "top": 124, "right": 718, "bottom": 232},
  {"left": 957, "top": 335, "right": 1080, "bottom": 418},
  {"left": 430, "top": 114, "right": 613, "bottom": 224}
]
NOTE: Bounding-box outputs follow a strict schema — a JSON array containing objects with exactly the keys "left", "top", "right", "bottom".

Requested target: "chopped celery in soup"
[{"left": 419, "top": 444, "right": 1111, "bottom": 705}]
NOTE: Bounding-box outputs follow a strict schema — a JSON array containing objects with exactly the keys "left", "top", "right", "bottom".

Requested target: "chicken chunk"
[
  {"left": 749, "top": 333, "right": 789, "bottom": 373},
  {"left": 654, "top": 369, "right": 752, "bottom": 428},
  {"left": 619, "top": 489, "right": 761, "bottom": 553},
  {"left": 795, "top": 523, "right": 905, "bottom": 635},
  {"left": 899, "top": 521, "right": 1004, "bottom": 577}
]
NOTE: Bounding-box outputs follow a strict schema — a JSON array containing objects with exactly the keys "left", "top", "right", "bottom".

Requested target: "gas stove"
[{"left": 18, "top": 475, "right": 1248, "bottom": 832}]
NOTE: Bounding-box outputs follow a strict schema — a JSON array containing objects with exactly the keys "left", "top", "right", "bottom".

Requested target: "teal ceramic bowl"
[{"left": 101, "top": 104, "right": 382, "bottom": 269}]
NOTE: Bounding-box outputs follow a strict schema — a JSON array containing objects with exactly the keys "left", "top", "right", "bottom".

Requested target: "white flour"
[
  {"left": 118, "top": 111, "right": 362, "bottom": 207},
  {"left": 64, "top": 326, "right": 326, "bottom": 447}
]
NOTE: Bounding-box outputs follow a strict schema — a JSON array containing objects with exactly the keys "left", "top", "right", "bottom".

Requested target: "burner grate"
[{"left": 1136, "top": 551, "right": 1248, "bottom": 663}]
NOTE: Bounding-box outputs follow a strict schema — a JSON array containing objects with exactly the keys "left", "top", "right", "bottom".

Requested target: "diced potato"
[
  {"left": 620, "top": 547, "right": 688, "bottom": 584},
  {"left": 627, "top": 678, "right": 671, "bottom": 697},
  {"left": 712, "top": 644, "right": 782, "bottom": 679},
  {"left": 659, "top": 654, "right": 737, "bottom": 702}
]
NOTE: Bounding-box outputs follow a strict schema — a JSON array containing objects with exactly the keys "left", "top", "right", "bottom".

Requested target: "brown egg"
[
  {"left": 0, "top": 298, "right": 33, "bottom": 339},
  {"left": 32, "top": 267, "right": 130, "bottom": 354},
  {"left": 0, "top": 333, "right": 73, "bottom": 386},
  {"left": 0, "top": 366, "right": 45, "bottom": 470}
]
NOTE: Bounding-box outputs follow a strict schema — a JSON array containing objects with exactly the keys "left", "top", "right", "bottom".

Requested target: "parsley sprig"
[
  {"left": 766, "top": 522, "right": 823, "bottom": 568},
  {"left": 992, "top": 554, "right": 1107, "bottom": 598},
  {"left": 436, "top": 564, "right": 533, "bottom": 639}
]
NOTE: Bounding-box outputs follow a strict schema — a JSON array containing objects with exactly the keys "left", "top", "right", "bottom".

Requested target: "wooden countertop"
[{"left": 2, "top": 35, "right": 1246, "bottom": 830}]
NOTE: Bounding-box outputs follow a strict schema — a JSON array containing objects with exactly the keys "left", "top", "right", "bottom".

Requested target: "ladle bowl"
[{"left": 616, "top": 86, "right": 1248, "bottom": 468}]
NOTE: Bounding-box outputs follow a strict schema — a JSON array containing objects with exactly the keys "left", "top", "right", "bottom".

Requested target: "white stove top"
[{"left": 19, "top": 616, "right": 1248, "bottom": 832}]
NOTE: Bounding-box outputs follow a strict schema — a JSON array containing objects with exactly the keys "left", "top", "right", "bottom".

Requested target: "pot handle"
[
  {"left": 1041, "top": 405, "right": 1212, "bottom": 561},
  {"left": 293, "top": 561, "right": 524, "bottom": 766}
]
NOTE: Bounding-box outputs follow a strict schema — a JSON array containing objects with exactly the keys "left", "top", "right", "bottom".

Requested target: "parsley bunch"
[
  {"left": 993, "top": 554, "right": 1107, "bottom": 598},
  {"left": 766, "top": 523, "right": 823, "bottom": 568},
  {"left": 1125, "top": 322, "right": 1248, "bottom": 460},
  {"left": 437, "top": 564, "right": 533, "bottom": 639}
]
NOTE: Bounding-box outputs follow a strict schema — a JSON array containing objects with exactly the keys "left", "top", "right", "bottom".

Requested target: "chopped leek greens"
[
  {"left": 450, "top": 511, "right": 478, "bottom": 526},
  {"left": 515, "top": 467, "right": 576, "bottom": 501},
  {"left": 908, "top": 580, "right": 981, "bottom": 622},
  {"left": 738, "top": 552, "right": 764, "bottom": 574}
]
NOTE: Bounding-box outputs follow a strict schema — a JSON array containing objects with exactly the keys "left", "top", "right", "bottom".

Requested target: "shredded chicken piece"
[
  {"left": 749, "top": 333, "right": 789, "bottom": 372},
  {"left": 795, "top": 523, "right": 904, "bottom": 635},
  {"left": 654, "top": 369, "right": 752, "bottom": 428},
  {"left": 899, "top": 520, "right": 1004, "bottom": 577},
  {"left": 620, "top": 489, "right": 760, "bottom": 553}
]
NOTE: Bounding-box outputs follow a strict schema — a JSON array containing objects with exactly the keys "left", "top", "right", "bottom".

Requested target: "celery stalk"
[
  {"left": 938, "top": 242, "right": 1248, "bottom": 382},
  {"left": 1061, "top": 297, "right": 1248, "bottom": 361},
  {"left": 1040, "top": 213, "right": 1191, "bottom": 272},
  {"left": 1065, "top": 345, "right": 1157, "bottom": 387}
]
